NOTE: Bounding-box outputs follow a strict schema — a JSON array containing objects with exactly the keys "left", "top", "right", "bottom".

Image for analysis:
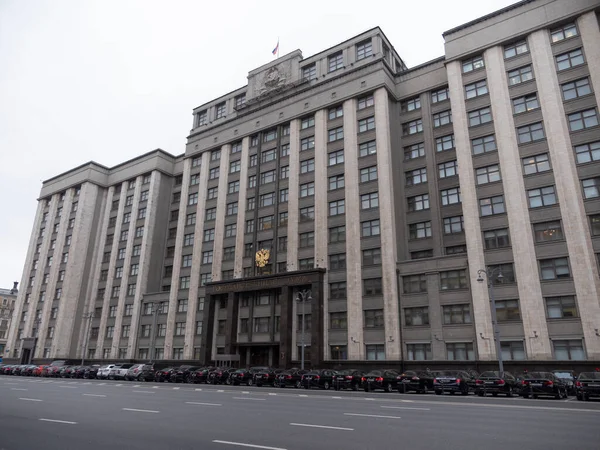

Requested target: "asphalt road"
[{"left": 0, "top": 376, "right": 599, "bottom": 450}]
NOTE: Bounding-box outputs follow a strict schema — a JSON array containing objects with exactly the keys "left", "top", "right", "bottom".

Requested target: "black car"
[
  {"left": 302, "top": 369, "right": 337, "bottom": 390},
  {"left": 363, "top": 370, "right": 400, "bottom": 392},
  {"left": 575, "top": 371, "right": 600, "bottom": 401},
  {"left": 128, "top": 364, "right": 156, "bottom": 382},
  {"left": 254, "top": 368, "right": 284, "bottom": 387},
  {"left": 433, "top": 370, "right": 474, "bottom": 395},
  {"left": 277, "top": 369, "right": 309, "bottom": 388},
  {"left": 208, "top": 367, "right": 237, "bottom": 385},
  {"left": 230, "top": 369, "right": 255, "bottom": 386},
  {"left": 333, "top": 369, "right": 365, "bottom": 391},
  {"left": 190, "top": 367, "right": 216, "bottom": 384},
  {"left": 173, "top": 366, "right": 201, "bottom": 383},
  {"left": 520, "top": 372, "right": 568, "bottom": 399},
  {"left": 83, "top": 365, "right": 101, "bottom": 379},
  {"left": 397, "top": 370, "right": 438, "bottom": 394},
  {"left": 475, "top": 371, "right": 519, "bottom": 397},
  {"left": 552, "top": 370, "right": 577, "bottom": 396},
  {"left": 155, "top": 367, "right": 177, "bottom": 382}
]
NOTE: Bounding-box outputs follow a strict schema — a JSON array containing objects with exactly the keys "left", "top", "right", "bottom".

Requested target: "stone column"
[
  {"left": 224, "top": 291, "right": 238, "bottom": 354},
  {"left": 279, "top": 285, "right": 293, "bottom": 367},
  {"left": 200, "top": 294, "right": 215, "bottom": 364},
  {"left": 310, "top": 279, "right": 324, "bottom": 367},
  {"left": 447, "top": 60, "right": 495, "bottom": 360},
  {"left": 234, "top": 137, "right": 251, "bottom": 278},
  {"left": 286, "top": 119, "right": 300, "bottom": 271},
  {"left": 212, "top": 144, "right": 232, "bottom": 281},
  {"left": 578, "top": 12, "right": 600, "bottom": 109}
]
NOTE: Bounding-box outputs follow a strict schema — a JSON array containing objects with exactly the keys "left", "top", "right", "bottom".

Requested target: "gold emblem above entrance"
[{"left": 255, "top": 248, "right": 270, "bottom": 268}]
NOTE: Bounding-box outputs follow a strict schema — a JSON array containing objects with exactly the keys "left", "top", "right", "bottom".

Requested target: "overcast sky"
[{"left": 0, "top": 0, "right": 517, "bottom": 289}]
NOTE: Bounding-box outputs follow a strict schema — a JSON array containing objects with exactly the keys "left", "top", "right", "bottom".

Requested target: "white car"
[
  {"left": 97, "top": 364, "right": 119, "bottom": 380},
  {"left": 108, "top": 363, "right": 136, "bottom": 380}
]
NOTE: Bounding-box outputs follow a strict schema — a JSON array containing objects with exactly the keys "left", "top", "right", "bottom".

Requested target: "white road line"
[
  {"left": 242, "top": 391, "right": 250, "bottom": 394},
  {"left": 59, "top": 386, "right": 77, "bottom": 389},
  {"left": 98, "top": 383, "right": 106, "bottom": 386},
  {"left": 115, "top": 384, "right": 123, "bottom": 387},
  {"left": 152, "top": 386, "right": 160, "bottom": 389},
  {"left": 11, "top": 388, "right": 27, "bottom": 391},
  {"left": 331, "top": 396, "right": 342, "bottom": 399},
  {"left": 132, "top": 390, "right": 155, "bottom": 394},
  {"left": 298, "top": 394, "right": 308, "bottom": 397},
  {"left": 19, "top": 398, "right": 42, "bottom": 402},
  {"left": 213, "top": 440, "right": 287, "bottom": 450},
  {"left": 290, "top": 423, "right": 353, "bottom": 431},
  {"left": 39, "top": 418, "right": 77, "bottom": 425},
  {"left": 83, "top": 394, "right": 106, "bottom": 397},
  {"left": 232, "top": 397, "right": 266, "bottom": 401},
  {"left": 195, "top": 388, "right": 203, "bottom": 391},
  {"left": 364, "top": 398, "right": 375, "bottom": 401},
  {"left": 185, "top": 402, "right": 222, "bottom": 406},
  {"left": 133, "top": 385, "right": 141, "bottom": 388},
  {"left": 173, "top": 387, "right": 180, "bottom": 390},
  {"left": 122, "top": 408, "right": 160, "bottom": 414},
  {"left": 344, "top": 413, "right": 401, "bottom": 419},
  {"left": 3, "top": 382, "right": 18, "bottom": 385},
  {"left": 217, "top": 389, "right": 225, "bottom": 393},
  {"left": 381, "top": 406, "right": 430, "bottom": 411},
  {"left": 400, "top": 399, "right": 415, "bottom": 403},
  {"left": 268, "top": 393, "right": 277, "bottom": 396}
]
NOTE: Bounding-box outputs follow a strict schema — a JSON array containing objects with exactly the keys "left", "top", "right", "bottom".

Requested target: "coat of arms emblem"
[{"left": 255, "top": 248, "right": 270, "bottom": 268}]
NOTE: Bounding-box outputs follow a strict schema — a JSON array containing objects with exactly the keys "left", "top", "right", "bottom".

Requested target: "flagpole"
[{"left": 277, "top": 37, "right": 280, "bottom": 58}]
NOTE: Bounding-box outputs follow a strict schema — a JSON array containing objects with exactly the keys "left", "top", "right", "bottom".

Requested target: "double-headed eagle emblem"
[{"left": 255, "top": 248, "right": 270, "bottom": 268}]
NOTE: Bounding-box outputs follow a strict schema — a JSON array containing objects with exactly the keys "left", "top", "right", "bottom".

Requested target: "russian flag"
[{"left": 272, "top": 40, "right": 279, "bottom": 56}]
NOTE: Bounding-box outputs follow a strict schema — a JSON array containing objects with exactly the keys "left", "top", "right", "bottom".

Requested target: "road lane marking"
[
  {"left": 233, "top": 397, "right": 266, "bottom": 401},
  {"left": 195, "top": 388, "right": 203, "bottom": 391},
  {"left": 3, "top": 382, "right": 18, "bottom": 385},
  {"left": 115, "top": 384, "right": 123, "bottom": 387},
  {"left": 122, "top": 408, "right": 159, "bottom": 414},
  {"left": 331, "top": 396, "right": 342, "bottom": 399},
  {"left": 132, "top": 390, "right": 155, "bottom": 394},
  {"left": 213, "top": 440, "right": 287, "bottom": 450},
  {"left": 173, "top": 387, "right": 180, "bottom": 390},
  {"left": 381, "top": 406, "right": 430, "bottom": 411},
  {"left": 290, "top": 423, "right": 353, "bottom": 431},
  {"left": 133, "top": 385, "right": 141, "bottom": 387},
  {"left": 217, "top": 389, "right": 225, "bottom": 393},
  {"left": 185, "top": 402, "right": 222, "bottom": 406},
  {"left": 298, "top": 394, "right": 308, "bottom": 397},
  {"left": 83, "top": 394, "right": 106, "bottom": 397},
  {"left": 242, "top": 391, "right": 250, "bottom": 394},
  {"left": 344, "top": 413, "right": 401, "bottom": 419},
  {"left": 59, "top": 386, "right": 77, "bottom": 389},
  {"left": 98, "top": 383, "right": 106, "bottom": 385},
  {"left": 19, "top": 398, "right": 42, "bottom": 402},
  {"left": 11, "top": 388, "right": 27, "bottom": 391},
  {"left": 364, "top": 398, "right": 375, "bottom": 401},
  {"left": 39, "top": 418, "right": 77, "bottom": 425},
  {"left": 153, "top": 386, "right": 160, "bottom": 389}
]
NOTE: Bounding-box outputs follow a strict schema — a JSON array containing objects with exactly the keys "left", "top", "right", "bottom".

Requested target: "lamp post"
[
  {"left": 80, "top": 312, "right": 95, "bottom": 365},
  {"left": 477, "top": 267, "right": 504, "bottom": 377},
  {"left": 296, "top": 289, "right": 312, "bottom": 370}
]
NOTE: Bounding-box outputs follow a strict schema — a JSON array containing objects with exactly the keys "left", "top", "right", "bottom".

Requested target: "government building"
[{"left": 6, "top": 0, "right": 600, "bottom": 368}]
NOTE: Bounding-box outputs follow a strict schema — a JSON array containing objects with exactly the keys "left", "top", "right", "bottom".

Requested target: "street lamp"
[
  {"left": 477, "top": 267, "right": 504, "bottom": 377},
  {"left": 296, "top": 289, "right": 312, "bottom": 370},
  {"left": 80, "top": 312, "right": 95, "bottom": 365}
]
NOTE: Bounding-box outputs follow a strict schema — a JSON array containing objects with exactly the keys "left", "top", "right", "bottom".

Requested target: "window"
[
  {"left": 299, "top": 182, "right": 315, "bottom": 198},
  {"left": 298, "top": 258, "right": 314, "bottom": 269},
  {"left": 468, "top": 107, "right": 492, "bottom": 126},
  {"left": 329, "top": 174, "right": 345, "bottom": 190},
  {"left": 545, "top": 295, "right": 577, "bottom": 319},
  {"left": 513, "top": 93, "right": 539, "bottom": 114},
  {"left": 260, "top": 171, "right": 276, "bottom": 186},
  {"left": 245, "top": 219, "right": 254, "bottom": 233},
  {"left": 177, "top": 299, "right": 188, "bottom": 313},
  {"left": 591, "top": 215, "right": 600, "bottom": 236},
  {"left": 211, "top": 149, "right": 221, "bottom": 161},
  {"left": 556, "top": 48, "right": 585, "bottom": 71},
  {"left": 105, "top": 326, "right": 114, "bottom": 338},
  {"left": 406, "top": 343, "right": 432, "bottom": 361},
  {"left": 123, "top": 212, "right": 131, "bottom": 224},
  {"left": 328, "top": 150, "right": 344, "bottom": 166},
  {"left": 364, "top": 309, "right": 384, "bottom": 328},
  {"left": 366, "top": 344, "right": 385, "bottom": 361},
  {"left": 329, "top": 282, "right": 347, "bottom": 300},
  {"left": 226, "top": 202, "right": 238, "bottom": 215},
  {"left": 329, "top": 226, "right": 346, "bottom": 243},
  {"left": 362, "top": 248, "right": 381, "bottom": 265},
  {"left": 229, "top": 160, "right": 241, "bottom": 173},
  {"left": 462, "top": 55, "right": 484, "bottom": 73},
  {"left": 431, "top": 87, "right": 449, "bottom": 103},
  {"left": 357, "top": 95, "right": 374, "bottom": 110},
  {"left": 409, "top": 221, "right": 431, "bottom": 239},
  {"left": 403, "top": 274, "right": 427, "bottom": 294},
  {"left": 358, "top": 116, "right": 375, "bottom": 132},
  {"left": 202, "top": 250, "right": 213, "bottom": 264},
  {"left": 504, "top": 40, "right": 528, "bottom": 58},
  {"left": 300, "top": 158, "right": 315, "bottom": 174},
  {"left": 438, "top": 160, "right": 458, "bottom": 179},
  {"left": 228, "top": 181, "right": 240, "bottom": 194},
  {"left": 554, "top": 340, "right": 585, "bottom": 361},
  {"left": 443, "top": 304, "right": 472, "bottom": 324},
  {"left": 540, "top": 257, "right": 570, "bottom": 280},
  {"left": 435, "top": 135, "right": 454, "bottom": 153},
  {"left": 329, "top": 345, "right": 347, "bottom": 360},
  {"left": 300, "top": 206, "right": 315, "bottom": 222},
  {"left": 471, "top": 135, "right": 496, "bottom": 156},
  {"left": 583, "top": 177, "right": 600, "bottom": 199},
  {"left": 508, "top": 65, "right": 533, "bottom": 85},
  {"left": 300, "top": 136, "right": 315, "bottom": 151},
  {"left": 443, "top": 216, "right": 464, "bottom": 234},
  {"left": 183, "top": 233, "right": 194, "bottom": 247},
  {"left": 532, "top": 220, "right": 563, "bottom": 243},
  {"left": 480, "top": 195, "right": 505, "bottom": 216},
  {"left": 328, "top": 126, "right": 343, "bottom": 142},
  {"left": 120, "top": 230, "right": 129, "bottom": 241},
  {"left": 231, "top": 141, "right": 242, "bottom": 154},
  {"left": 405, "top": 307, "right": 429, "bottom": 326},
  {"left": 359, "top": 166, "right": 377, "bottom": 183},
  {"left": 278, "top": 237, "right": 287, "bottom": 251},
  {"left": 329, "top": 253, "right": 346, "bottom": 270},
  {"left": 483, "top": 228, "right": 510, "bottom": 249},
  {"left": 465, "top": 80, "right": 488, "bottom": 99},
  {"left": 135, "top": 226, "right": 144, "bottom": 238},
  {"left": 568, "top": 109, "right": 599, "bottom": 131},
  {"left": 561, "top": 78, "right": 591, "bottom": 101},
  {"left": 441, "top": 187, "right": 461, "bottom": 206},
  {"left": 403, "top": 119, "right": 423, "bottom": 135},
  {"left": 299, "top": 231, "right": 314, "bottom": 248},
  {"left": 495, "top": 300, "right": 520, "bottom": 322},
  {"left": 575, "top": 141, "right": 600, "bottom": 166},
  {"left": 356, "top": 39, "right": 372, "bottom": 60},
  {"left": 551, "top": 22, "right": 578, "bottom": 42},
  {"left": 476, "top": 164, "right": 501, "bottom": 185},
  {"left": 186, "top": 213, "right": 196, "bottom": 226},
  {"left": 253, "top": 317, "right": 270, "bottom": 333},
  {"left": 522, "top": 153, "right": 551, "bottom": 175},
  {"left": 361, "top": 192, "right": 378, "bottom": 209},
  {"left": 203, "top": 228, "right": 215, "bottom": 242},
  {"left": 258, "top": 215, "right": 274, "bottom": 231},
  {"left": 200, "top": 273, "right": 211, "bottom": 286},
  {"left": 215, "top": 102, "right": 226, "bottom": 119},
  {"left": 517, "top": 122, "right": 545, "bottom": 144},
  {"left": 196, "top": 110, "right": 207, "bottom": 126},
  {"left": 403, "top": 97, "right": 421, "bottom": 111},
  {"left": 187, "top": 192, "right": 198, "bottom": 206},
  {"left": 127, "top": 283, "right": 136, "bottom": 296},
  {"left": 109, "top": 305, "right": 118, "bottom": 318},
  {"left": 406, "top": 168, "right": 427, "bottom": 186},
  {"left": 280, "top": 189, "right": 289, "bottom": 203},
  {"left": 301, "top": 116, "right": 315, "bottom": 130},
  {"left": 528, "top": 186, "right": 557, "bottom": 208},
  {"left": 115, "top": 266, "right": 123, "bottom": 279},
  {"left": 359, "top": 140, "right": 377, "bottom": 157},
  {"left": 138, "top": 207, "right": 147, "bottom": 220},
  {"left": 302, "top": 64, "right": 316, "bottom": 81},
  {"left": 329, "top": 200, "right": 345, "bottom": 216},
  {"left": 440, "top": 270, "right": 468, "bottom": 290},
  {"left": 328, "top": 51, "right": 343, "bottom": 72},
  {"left": 247, "top": 197, "right": 256, "bottom": 210},
  {"left": 260, "top": 192, "right": 275, "bottom": 207},
  {"left": 280, "top": 144, "right": 290, "bottom": 157},
  {"left": 261, "top": 149, "right": 276, "bottom": 163},
  {"left": 209, "top": 167, "right": 219, "bottom": 180},
  {"left": 179, "top": 276, "right": 190, "bottom": 290},
  {"left": 223, "top": 223, "right": 236, "bottom": 238}
]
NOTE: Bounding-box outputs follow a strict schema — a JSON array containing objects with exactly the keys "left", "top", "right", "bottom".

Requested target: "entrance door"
[
  {"left": 250, "top": 347, "right": 269, "bottom": 366},
  {"left": 20, "top": 348, "right": 31, "bottom": 364}
]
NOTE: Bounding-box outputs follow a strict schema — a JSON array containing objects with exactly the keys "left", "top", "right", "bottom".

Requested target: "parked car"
[
  {"left": 433, "top": 370, "right": 474, "bottom": 395},
  {"left": 475, "top": 371, "right": 519, "bottom": 397},
  {"left": 72, "top": 366, "right": 90, "bottom": 378},
  {"left": 189, "top": 367, "right": 216, "bottom": 384},
  {"left": 397, "top": 370, "right": 438, "bottom": 394},
  {"left": 575, "top": 371, "right": 600, "bottom": 401},
  {"left": 230, "top": 369, "right": 255, "bottom": 386},
  {"left": 173, "top": 366, "right": 201, "bottom": 383},
  {"left": 333, "top": 369, "right": 365, "bottom": 391},
  {"left": 302, "top": 369, "right": 337, "bottom": 390},
  {"left": 126, "top": 364, "right": 155, "bottom": 382},
  {"left": 277, "top": 369, "right": 309, "bottom": 388},
  {"left": 97, "top": 364, "right": 119, "bottom": 380},
  {"left": 109, "top": 363, "right": 136, "bottom": 380},
  {"left": 363, "top": 370, "right": 400, "bottom": 392},
  {"left": 552, "top": 370, "right": 577, "bottom": 396},
  {"left": 254, "top": 368, "right": 284, "bottom": 387},
  {"left": 155, "top": 367, "right": 177, "bottom": 382},
  {"left": 83, "top": 365, "right": 101, "bottom": 379},
  {"left": 208, "top": 367, "right": 237, "bottom": 385},
  {"left": 520, "top": 372, "right": 568, "bottom": 399}
]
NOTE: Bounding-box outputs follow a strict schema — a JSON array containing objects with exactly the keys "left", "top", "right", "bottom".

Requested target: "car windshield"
[
  {"left": 525, "top": 372, "right": 552, "bottom": 379},
  {"left": 578, "top": 372, "right": 600, "bottom": 380},
  {"left": 480, "top": 371, "right": 501, "bottom": 377},
  {"left": 437, "top": 371, "right": 460, "bottom": 377},
  {"left": 552, "top": 371, "right": 574, "bottom": 378},
  {"left": 366, "top": 371, "right": 383, "bottom": 376}
]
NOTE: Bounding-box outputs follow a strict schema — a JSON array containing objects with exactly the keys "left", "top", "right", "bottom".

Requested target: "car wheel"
[
  {"left": 554, "top": 390, "right": 561, "bottom": 400},
  {"left": 492, "top": 393, "right": 498, "bottom": 397},
  {"left": 385, "top": 383, "right": 393, "bottom": 393},
  {"left": 477, "top": 392, "right": 484, "bottom": 397},
  {"left": 324, "top": 381, "right": 330, "bottom": 390},
  {"left": 247, "top": 379, "right": 253, "bottom": 387},
  {"left": 435, "top": 390, "right": 442, "bottom": 395},
  {"left": 533, "top": 395, "right": 538, "bottom": 399},
  {"left": 522, "top": 394, "right": 529, "bottom": 399},
  {"left": 461, "top": 389, "right": 469, "bottom": 396},
  {"left": 304, "top": 385, "right": 310, "bottom": 390},
  {"left": 364, "top": 387, "right": 369, "bottom": 392},
  {"left": 256, "top": 383, "right": 262, "bottom": 387}
]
